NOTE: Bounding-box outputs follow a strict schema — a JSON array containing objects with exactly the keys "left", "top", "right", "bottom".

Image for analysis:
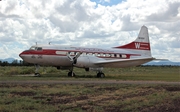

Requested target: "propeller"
[{"left": 67, "top": 52, "right": 82, "bottom": 76}]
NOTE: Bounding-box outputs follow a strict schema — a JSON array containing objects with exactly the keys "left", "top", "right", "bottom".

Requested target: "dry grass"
[
  {"left": 0, "top": 66, "right": 180, "bottom": 111},
  {"left": 0, "top": 83, "right": 180, "bottom": 112},
  {"left": 0, "top": 66, "right": 180, "bottom": 82}
]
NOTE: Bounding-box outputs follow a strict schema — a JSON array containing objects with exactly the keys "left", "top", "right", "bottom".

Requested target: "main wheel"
[
  {"left": 68, "top": 72, "right": 76, "bottom": 77},
  {"left": 97, "top": 73, "right": 100, "bottom": 77},
  {"left": 97, "top": 72, "right": 105, "bottom": 78},
  {"left": 100, "top": 73, "right": 105, "bottom": 78}
]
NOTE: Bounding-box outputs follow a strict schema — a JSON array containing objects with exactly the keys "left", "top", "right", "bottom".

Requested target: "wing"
[{"left": 94, "top": 57, "right": 155, "bottom": 68}]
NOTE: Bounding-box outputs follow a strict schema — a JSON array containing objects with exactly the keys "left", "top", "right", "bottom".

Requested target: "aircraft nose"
[
  {"left": 19, "top": 52, "right": 23, "bottom": 59},
  {"left": 19, "top": 51, "right": 27, "bottom": 59}
]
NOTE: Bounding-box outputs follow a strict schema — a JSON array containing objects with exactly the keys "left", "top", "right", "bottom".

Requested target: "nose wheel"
[
  {"left": 35, "top": 73, "right": 41, "bottom": 77},
  {"left": 34, "top": 64, "right": 41, "bottom": 77}
]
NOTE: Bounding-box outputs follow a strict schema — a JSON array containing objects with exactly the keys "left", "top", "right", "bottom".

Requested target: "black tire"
[
  {"left": 97, "top": 73, "right": 100, "bottom": 78},
  {"left": 34, "top": 73, "right": 41, "bottom": 77},
  {"left": 68, "top": 72, "right": 76, "bottom": 77},
  {"left": 100, "top": 73, "right": 105, "bottom": 78},
  {"left": 97, "top": 72, "right": 105, "bottom": 78}
]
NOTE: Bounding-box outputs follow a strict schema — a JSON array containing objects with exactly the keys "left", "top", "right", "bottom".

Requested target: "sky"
[{"left": 0, "top": 0, "right": 180, "bottom": 62}]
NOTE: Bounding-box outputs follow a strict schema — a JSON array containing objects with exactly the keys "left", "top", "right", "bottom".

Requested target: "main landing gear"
[
  {"left": 67, "top": 68, "right": 105, "bottom": 78},
  {"left": 68, "top": 71, "right": 76, "bottom": 77},
  {"left": 67, "top": 71, "right": 105, "bottom": 78},
  {"left": 97, "top": 72, "right": 105, "bottom": 78}
]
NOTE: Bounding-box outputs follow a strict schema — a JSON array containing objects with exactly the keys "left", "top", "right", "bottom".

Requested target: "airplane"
[{"left": 19, "top": 25, "right": 155, "bottom": 77}]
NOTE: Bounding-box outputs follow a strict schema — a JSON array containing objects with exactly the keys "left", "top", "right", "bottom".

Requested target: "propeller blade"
[
  {"left": 67, "top": 52, "right": 73, "bottom": 61},
  {"left": 67, "top": 52, "right": 82, "bottom": 77},
  {"left": 67, "top": 52, "right": 82, "bottom": 61},
  {"left": 73, "top": 52, "right": 82, "bottom": 60}
]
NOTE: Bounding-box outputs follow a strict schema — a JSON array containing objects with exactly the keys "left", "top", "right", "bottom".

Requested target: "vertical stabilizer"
[{"left": 114, "top": 25, "right": 152, "bottom": 57}]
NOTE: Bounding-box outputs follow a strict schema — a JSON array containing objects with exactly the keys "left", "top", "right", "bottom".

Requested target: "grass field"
[
  {"left": 0, "top": 66, "right": 180, "bottom": 112},
  {"left": 0, "top": 66, "right": 179, "bottom": 81}
]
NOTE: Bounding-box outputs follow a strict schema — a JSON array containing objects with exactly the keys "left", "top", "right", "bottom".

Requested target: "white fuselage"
[
  {"left": 19, "top": 45, "right": 153, "bottom": 69},
  {"left": 19, "top": 26, "right": 154, "bottom": 74}
]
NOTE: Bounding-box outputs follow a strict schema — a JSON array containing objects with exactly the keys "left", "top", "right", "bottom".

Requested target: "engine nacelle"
[{"left": 75, "top": 55, "right": 105, "bottom": 68}]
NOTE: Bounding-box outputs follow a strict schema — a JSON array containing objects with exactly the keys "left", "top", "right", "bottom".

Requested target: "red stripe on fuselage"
[{"left": 20, "top": 49, "right": 141, "bottom": 59}]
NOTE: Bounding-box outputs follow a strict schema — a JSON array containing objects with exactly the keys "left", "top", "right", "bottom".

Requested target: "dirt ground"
[{"left": 1, "top": 82, "right": 180, "bottom": 112}]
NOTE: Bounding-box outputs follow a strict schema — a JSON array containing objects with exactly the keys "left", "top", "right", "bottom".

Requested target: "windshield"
[
  {"left": 29, "top": 46, "right": 36, "bottom": 50},
  {"left": 29, "top": 46, "right": 42, "bottom": 51}
]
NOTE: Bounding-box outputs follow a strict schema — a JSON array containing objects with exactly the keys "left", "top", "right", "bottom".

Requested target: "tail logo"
[
  {"left": 135, "top": 43, "right": 140, "bottom": 49},
  {"left": 114, "top": 42, "right": 150, "bottom": 50}
]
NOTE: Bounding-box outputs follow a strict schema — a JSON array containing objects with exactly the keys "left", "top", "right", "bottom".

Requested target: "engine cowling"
[
  {"left": 74, "top": 56, "right": 104, "bottom": 68},
  {"left": 74, "top": 56, "right": 90, "bottom": 68}
]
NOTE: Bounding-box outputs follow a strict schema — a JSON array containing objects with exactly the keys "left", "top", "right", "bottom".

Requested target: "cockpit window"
[
  {"left": 29, "top": 46, "right": 36, "bottom": 50},
  {"left": 29, "top": 46, "right": 42, "bottom": 51},
  {"left": 37, "top": 47, "right": 42, "bottom": 51}
]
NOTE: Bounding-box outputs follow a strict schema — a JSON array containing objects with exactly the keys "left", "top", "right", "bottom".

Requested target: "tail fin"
[{"left": 114, "top": 25, "right": 152, "bottom": 57}]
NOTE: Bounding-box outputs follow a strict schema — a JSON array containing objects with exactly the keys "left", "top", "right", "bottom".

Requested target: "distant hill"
[
  {"left": 143, "top": 60, "right": 180, "bottom": 66},
  {"left": 0, "top": 58, "right": 16, "bottom": 63}
]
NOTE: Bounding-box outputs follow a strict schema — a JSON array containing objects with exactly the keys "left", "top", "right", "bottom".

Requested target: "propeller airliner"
[{"left": 19, "top": 25, "right": 155, "bottom": 77}]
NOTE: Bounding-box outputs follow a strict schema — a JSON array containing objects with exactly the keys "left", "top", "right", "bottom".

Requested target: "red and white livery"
[{"left": 19, "top": 25, "right": 155, "bottom": 77}]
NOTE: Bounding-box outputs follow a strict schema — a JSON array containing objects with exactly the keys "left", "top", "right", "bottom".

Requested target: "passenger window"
[
  {"left": 106, "top": 54, "right": 110, "bottom": 57},
  {"left": 70, "top": 52, "right": 75, "bottom": 56},
  {"left": 111, "top": 54, "right": 115, "bottom": 57},
  {"left": 100, "top": 53, "right": 105, "bottom": 57},
  {"left": 122, "top": 55, "right": 127, "bottom": 58},
  {"left": 117, "top": 54, "right": 120, "bottom": 57},
  {"left": 88, "top": 53, "right": 92, "bottom": 55}
]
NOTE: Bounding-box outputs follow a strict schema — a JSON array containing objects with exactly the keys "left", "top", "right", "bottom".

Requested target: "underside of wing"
[{"left": 94, "top": 57, "right": 155, "bottom": 68}]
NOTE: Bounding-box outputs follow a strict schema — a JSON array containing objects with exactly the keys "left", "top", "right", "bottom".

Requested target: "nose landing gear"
[{"left": 34, "top": 64, "right": 41, "bottom": 77}]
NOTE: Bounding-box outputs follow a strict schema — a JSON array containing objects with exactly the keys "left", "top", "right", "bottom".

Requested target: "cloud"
[
  {"left": 147, "top": 1, "right": 180, "bottom": 22},
  {"left": 0, "top": 0, "right": 179, "bottom": 62}
]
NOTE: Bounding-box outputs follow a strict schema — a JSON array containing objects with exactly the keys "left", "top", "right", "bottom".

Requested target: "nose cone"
[
  {"left": 19, "top": 52, "right": 25, "bottom": 60},
  {"left": 19, "top": 51, "right": 27, "bottom": 60},
  {"left": 19, "top": 52, "right": 23, "bottom": 58}
]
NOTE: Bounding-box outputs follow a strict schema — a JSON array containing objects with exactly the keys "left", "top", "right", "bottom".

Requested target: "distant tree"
[
  {"left": 11, "top": 60, "right": 18, "bottom": 66},
  {"left": 1, "top": 61, "right": 9, "bottom": 66},
  {"left": 19, "top": 60, "right": 23, "bottom": 66},
  {"left": 20, "top": 60, "right": 34, "bottom": 66}
]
